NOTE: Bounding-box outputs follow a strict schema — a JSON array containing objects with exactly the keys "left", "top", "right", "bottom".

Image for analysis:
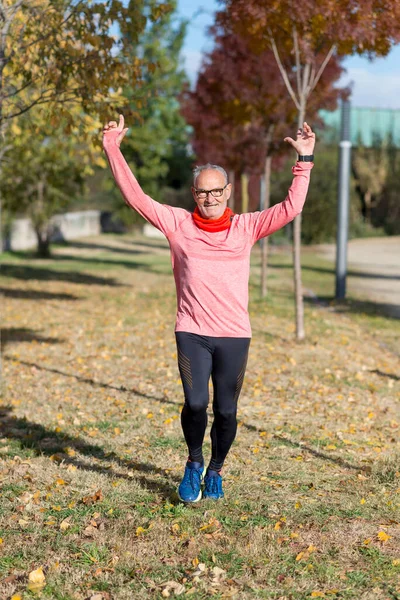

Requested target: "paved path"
[{"left": 315, "top": 236, "right": 400, "bottom": 318}]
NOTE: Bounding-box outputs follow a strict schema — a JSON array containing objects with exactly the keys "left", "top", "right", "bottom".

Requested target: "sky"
[{"left": 177, "top": 0, "right": 400, "bottom": 110}]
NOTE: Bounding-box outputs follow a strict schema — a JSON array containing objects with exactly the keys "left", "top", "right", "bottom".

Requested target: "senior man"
[{"left": 102, "top": 114, "right": 315, "bottom": 502}]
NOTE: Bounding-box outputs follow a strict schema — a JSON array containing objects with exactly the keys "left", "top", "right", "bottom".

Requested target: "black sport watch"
[{"left": 297, "top": 154, "right": 314, "bottom": 162}]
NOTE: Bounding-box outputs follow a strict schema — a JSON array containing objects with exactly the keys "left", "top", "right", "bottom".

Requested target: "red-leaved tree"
[
  {"left": 182, "top": 26, "right": 344, "bottom": 297},
  {"left": 217, "top": 0, "right": 400, "bottom": 339}
]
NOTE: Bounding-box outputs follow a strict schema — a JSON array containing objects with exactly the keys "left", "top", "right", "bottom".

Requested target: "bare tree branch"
[
  {"left": 268, "top": 33, "right": 300, "bottom": 110},
  {"left": 310, "top": 44, "right": 336, "bottom": 92},
  {"left": 293, "top": 27, "right": 302, "bottom": 99}
]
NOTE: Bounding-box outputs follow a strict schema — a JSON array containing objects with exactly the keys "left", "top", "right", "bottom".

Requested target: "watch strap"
[{"left": 297, "top": 154, "right": 314, "bottom": 162}]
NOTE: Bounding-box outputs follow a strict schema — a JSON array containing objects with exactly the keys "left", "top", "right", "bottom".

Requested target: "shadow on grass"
[
  {"left": 1, "top": 264, "right": 126, "bottom": 287},
  {"left": 370, "top": 369, "right": 399, "bottom": 381},
  {"left": 304, "top": 295, "right": 400, "bottom": 320},
  {"left": 60, "top": 240, "right": 149, "bottom": 256},
  {"left": 0, "top": 405, "right": 180, "bottom": 499},
  {"left": 36, "top": 253, "right": 171, "bottom": 274},
  {"left": 1, "top": 328, "right": 64, "bottom": 353},
  {"left": 121, "top": 238, "right": 170, "bottom": 251},
  {"left": 3, "top": 356, "right": 180, "bottom": 408},
  {"left": 271, "top": 262, "right": 400, "bottom": 282},
  {"left": 5, "top": 357, "right": 373, "bottom": 479},
  {"left": 241, "top": 423, "right": 372, "bottom": 474},
  {"left": 0, "top": 287, "right": 80, "bottom": 301}
]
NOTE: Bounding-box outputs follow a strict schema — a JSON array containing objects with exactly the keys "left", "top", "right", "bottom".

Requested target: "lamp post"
[{"left": 335, "top": 99, "right": 352, "bottom": 299}]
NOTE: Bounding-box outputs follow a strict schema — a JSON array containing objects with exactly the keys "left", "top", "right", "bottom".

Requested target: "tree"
[
  {"left": 353, "top": 138, "right": 389, "bottom": 224},
  {"left": 0, "top": 0, "right": 173, "bottom": 140},
  {"left": 218, "top": 0, "right": 400, "bottom": 339},
  {"left": 120, "top": 0, "right": 192, "bottom": 202},
  {"left": 1, "top": 106, "right": 104, "bottom": 256},
  {"left": 85, "top": 0, "right": 193, "bottom": 227},
  {"left": 182, "top": 27, "right": 343, "bottom": 296},
  {"left": 0, "top": 0, "right": 175, "bottom": 249}
]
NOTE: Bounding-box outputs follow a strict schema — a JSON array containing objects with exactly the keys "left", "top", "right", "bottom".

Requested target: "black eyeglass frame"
[{"left": 193, "top": 184, "right": 228, "bottom": 199}]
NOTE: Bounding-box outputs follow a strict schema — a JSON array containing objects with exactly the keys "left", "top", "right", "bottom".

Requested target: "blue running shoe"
[
  {"left": 177, "top": 461, "right": 204, "bottom": 503},
  {"left": 203, "top": 470, "right": 224, "bottom": 500}
]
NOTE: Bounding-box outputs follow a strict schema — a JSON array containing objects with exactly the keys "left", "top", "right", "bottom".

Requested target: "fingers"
[
  {"left": 284, "top": 136, "right": 295, "bottom": 145},
  {"left": 103, "top": 114, "right": 125, "bottom": 132}
]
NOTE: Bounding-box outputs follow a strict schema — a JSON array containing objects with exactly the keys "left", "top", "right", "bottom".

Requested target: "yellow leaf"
[
  {"left": 360, "top": 498, "right": 366, "bottom": 504},
  {"left": 136, "top": 526, "right": 147, "bottom": 536},
  {"left": 192, "top": 557, "right": 199, "bottom": 567},
  {"left": 259, "top": 431, "right": 267, "bottom": 437},
  {"left": 295, "top": 502, "right": 302, "bottom": 509},
  {"left": 311, "top": 592, "right": 325, "bottom": 598},
  {"left": 164, "top": 418, "right": 173, "bottom": 425},
  {"left": 326, "top": 444, "right": 336, "bottom": 451},
  {"left": 274, "top": 521, "right": 282, "bottom": 530},
  {"left": 28, "top": 566, "right": 46, "bottom": 592},
  {"left": 147, "top": 413, "right": 154, "bottom": 419},
  {"left": 253, "top": 447, "right": 260, "bottom": 454},
  {"left": 296, "top": 551, "right": 304, "bottom": 561},
  {"left": 392, "top": 558, "right": 400, "bottom": 565},
  {"left": 0, "top": 538, "right": 3, "bottom": 544},
  {"left": 60, "top": 518, "right": 71, "bottom": 531},
  {"left": 11, "top": 595, "right": 23, "bottom": 600},
  {"left": 363, "top": 538, "right": 372, "bottom": 545},
  {"left": 55, "top": 478, "right": 67, "bottom": 486},
  {"left": 377, "top": 531, "right": 391, "bottom": 542}
]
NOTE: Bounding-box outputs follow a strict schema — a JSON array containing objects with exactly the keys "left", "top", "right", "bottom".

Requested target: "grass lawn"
[{"left": 1, "top": 233, "right": 399, "bottom": 600}]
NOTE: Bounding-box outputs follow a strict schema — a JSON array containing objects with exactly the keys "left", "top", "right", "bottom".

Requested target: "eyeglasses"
[{"left": 193, "top": 184, "right": 228, "bottom": 199}]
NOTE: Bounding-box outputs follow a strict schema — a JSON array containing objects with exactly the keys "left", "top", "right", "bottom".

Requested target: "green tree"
[
  {"left": 1, "top": 108, "right": 104, "bottom": 256},
  {"left": 102, "top": 0, "right": 193, "bottom": 227}
]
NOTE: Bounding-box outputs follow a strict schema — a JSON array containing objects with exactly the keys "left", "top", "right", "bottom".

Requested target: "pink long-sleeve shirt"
[{"left": 104, "top": 138, "right": 313, "bottom": 338}]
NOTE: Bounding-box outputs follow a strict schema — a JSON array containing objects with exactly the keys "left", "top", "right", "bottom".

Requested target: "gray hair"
[{"left": 193, "top": 163, "right": 228, "bottom": 187}]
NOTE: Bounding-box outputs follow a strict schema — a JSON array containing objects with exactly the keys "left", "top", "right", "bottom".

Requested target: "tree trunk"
[
  {"left": 228, "top": 169, "right": 235, "bottom": 210},
  {"left": 261, "top": 154, "right": 272, "bottom": 298},
  {"left": 364, "top": 189, "right": 372, "bottom": 223},
  {"left": 33, "top": 179, "right": 51, "bottom": 257},
  {"left": 293, "top": 108, "right": 306, "bottom": 340},
  {"left": 241, "top": 173, "right": 249, "bottom": 213},
  {"left": 35, "top": 228, "right": 51, "bottom": 258}
]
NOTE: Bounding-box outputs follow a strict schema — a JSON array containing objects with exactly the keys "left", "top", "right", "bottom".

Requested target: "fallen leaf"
[
  {"left": 27, "top": 566, "right": 46, "bottom": 593},
  {"left": 377, "top": 531, "right": 391, "bottom": 542},
  {"left": 81, "top": 489, "right": 103, "bottom": 505},
  {"left": 60, "top": 517, "right": 71, "bottom": 531}
]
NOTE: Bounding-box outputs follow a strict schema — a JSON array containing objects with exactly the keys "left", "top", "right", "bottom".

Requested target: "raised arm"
[
  {"left": 241, "top": 122, "right": 315, "bottom": 243},
  {"left": 102, "top": 114, "right": 189, "bottom": 237}
]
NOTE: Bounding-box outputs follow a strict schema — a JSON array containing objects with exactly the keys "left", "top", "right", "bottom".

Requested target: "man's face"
[{"left": 192, "top": 169, "right": 232, "bottom": 220}]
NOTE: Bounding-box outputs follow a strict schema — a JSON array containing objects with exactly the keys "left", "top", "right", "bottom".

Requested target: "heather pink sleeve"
[
  {"left": 103, "top": 138, "right": 189, "bottom": 236},
  {"left": 240, "top": 162, "right": 313, "bottom": 243}
]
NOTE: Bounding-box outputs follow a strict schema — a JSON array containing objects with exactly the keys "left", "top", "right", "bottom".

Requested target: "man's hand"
[
  {"left": 284, "top": 122, "right": 315, "bottom": 156},
  {"left": 102, "top": 114, "right": 129, "bottom": 148}
]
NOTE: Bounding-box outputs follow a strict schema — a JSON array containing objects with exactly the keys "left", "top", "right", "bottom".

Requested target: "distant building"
[{"left": 318, "top": 107, "right": 400, "bottom": 147}]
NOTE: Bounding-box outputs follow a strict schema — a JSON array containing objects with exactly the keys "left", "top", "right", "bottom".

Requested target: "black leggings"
[{"left": 175, "top": 332, "right": 250, "bottom": 471}]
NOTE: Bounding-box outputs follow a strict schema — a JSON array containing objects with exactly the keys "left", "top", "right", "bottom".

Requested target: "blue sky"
[{"left": 177, "top": 0, "right": 400, "bottom": 110}]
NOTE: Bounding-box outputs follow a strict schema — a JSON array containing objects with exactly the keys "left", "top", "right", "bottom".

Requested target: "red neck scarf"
[{"left": 192, "top": 206, "right": 234, "bottom": 232}]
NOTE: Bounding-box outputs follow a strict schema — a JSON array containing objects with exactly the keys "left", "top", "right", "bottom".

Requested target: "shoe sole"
[{"left": 177, "top": 488, "right": 202, "bottom": 503}]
